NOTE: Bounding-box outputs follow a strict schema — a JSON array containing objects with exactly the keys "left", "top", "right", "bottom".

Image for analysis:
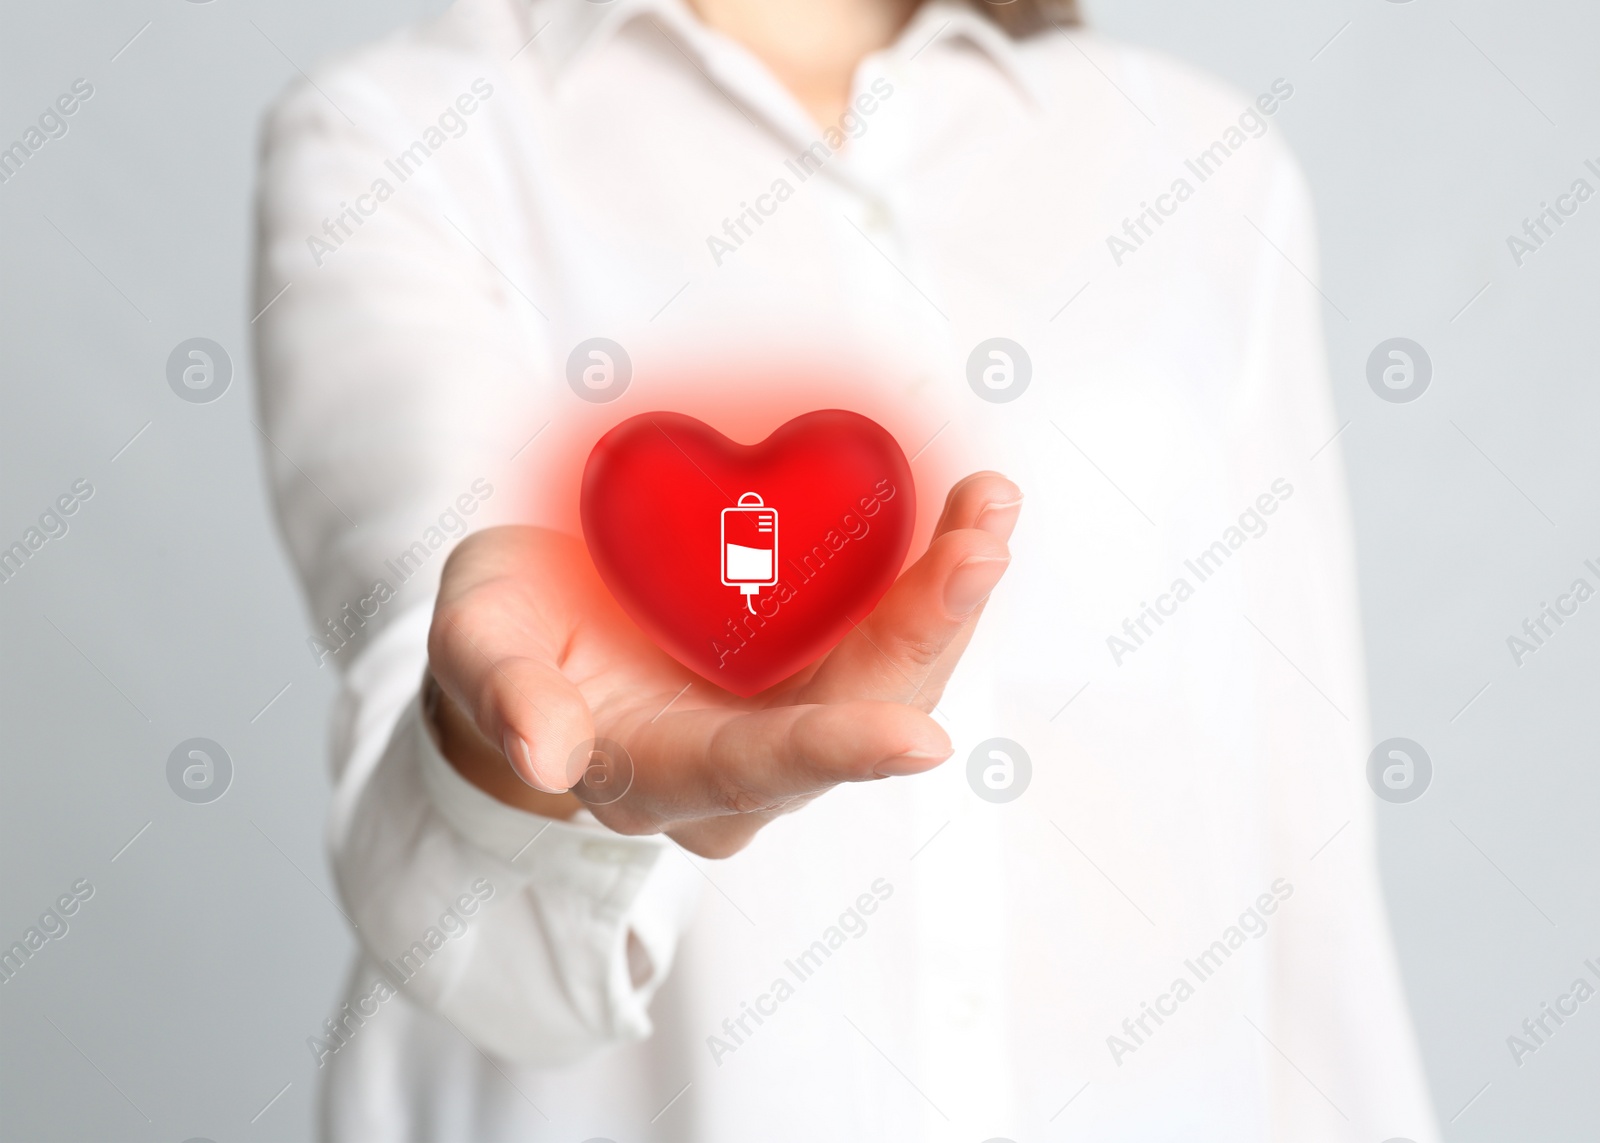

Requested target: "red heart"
[{"left": 581, "top": 410, "right": 916, "bottom": 696}]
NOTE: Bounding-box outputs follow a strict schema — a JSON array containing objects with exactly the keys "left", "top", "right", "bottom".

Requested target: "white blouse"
[{"left": 253, "top": 0, "right": 1441, "bottom": 1138}]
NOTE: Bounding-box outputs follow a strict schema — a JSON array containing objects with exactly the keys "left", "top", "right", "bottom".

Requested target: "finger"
[
  {"left": 802, "top": 529, "right": 1007, "bottom": 707},
  {"left": 933, "top": 470, "right": 1024, "bottom": 541},
  {"left": 428, "top": 531, "right": 595, "bottom": 792},
  {"left": 799, "top": 475, "right": 1021, "bottom": 707},
  {"left": 468, "top": 649, "right": 594, "bottom": 793},
  {"left": 589, "top": 700, "right": 951, "bottom": 834}
]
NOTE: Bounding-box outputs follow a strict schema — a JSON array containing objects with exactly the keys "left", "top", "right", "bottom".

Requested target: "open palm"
[{"left": 427, "top": 471, "right": 1020, "bottom": 857}]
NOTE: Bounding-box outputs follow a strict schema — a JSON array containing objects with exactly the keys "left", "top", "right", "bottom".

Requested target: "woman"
[{"left": 254, "top": 0, "right": 1441, "bottom": 1137}]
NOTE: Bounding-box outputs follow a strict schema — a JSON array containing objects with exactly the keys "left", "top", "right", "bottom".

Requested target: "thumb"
[
  {"left": 441, "top": 638, "right": 593, "bottom": 793},
  {"left": 426, "top": 529, "right": 595, "bottom": 792},
  {"left": 799, "top": 472, "right": 1019, "bottom": 707}
]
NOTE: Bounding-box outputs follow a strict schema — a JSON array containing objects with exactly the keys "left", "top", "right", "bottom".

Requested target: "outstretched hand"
[{"left": 426, "top": 471, "right": 1020, "bottom": 857}]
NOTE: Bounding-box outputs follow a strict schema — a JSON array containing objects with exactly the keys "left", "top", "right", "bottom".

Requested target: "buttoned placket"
[{"left": 526, "top": 0, "right": 1025, "bottom": 1116}]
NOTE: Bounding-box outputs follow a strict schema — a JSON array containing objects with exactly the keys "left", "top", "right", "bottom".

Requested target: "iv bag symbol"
[{"left": 721, "top": 493, "right": 778, "bottom": 607}]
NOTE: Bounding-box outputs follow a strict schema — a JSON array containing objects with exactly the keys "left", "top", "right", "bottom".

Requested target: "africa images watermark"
[
  {"left": 1105, "top": 78, "right": 1294, "bottom": 267},
  {"left": 705, "top": 877, "right": 894, "bottom": 1065},
  {"left": 307, "top": 877, "right": 497, "bottom": 1067},
  {"left": 1, "top": 878, "right": 95, "bottom": 985},
  {"left": 1504, "top": 555, "right": 1599, "bottom": 667},
  {"left": 708, "top": 477, "right": 901, "bottom": 671},
  {"left": 1505, "top": 956, "right": 1600, "bottom": 1067},
  {"left": 1106, "top": 879, "right": 1294, "bottom": 1066},
  {"left": 1504, "top": 157, "right": 1599, "bottom": 268},
  {"left": 305, "top": 79, "right": 496, "bottom": 268},
  {"left": 705, "top": 78, "right": 895, "bottom": 267},
  {"left": 307, "top": 477, "right": 494, "bottom": 666},
  {"left": 1, "top": 478, "right": 94, "bottom": 587},
  {"left": 1106, "top": 478, "right": 1294, "bottom": 665},
  {"left": 0, "top": 78, "right": 94, "bottom": 187}
]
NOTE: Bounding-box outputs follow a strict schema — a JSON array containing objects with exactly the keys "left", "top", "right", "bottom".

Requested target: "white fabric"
[{"left": 253, "top": 0, "right": 1441, "bottom": 1138}]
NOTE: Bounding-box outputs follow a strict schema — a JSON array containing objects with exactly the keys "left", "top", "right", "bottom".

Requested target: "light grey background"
[{"left": 1, "top": 0, "right": 1595, "bottom": 1140}]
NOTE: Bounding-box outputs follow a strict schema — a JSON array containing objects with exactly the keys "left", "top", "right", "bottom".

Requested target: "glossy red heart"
[{"left": 581, "top": 410, "right": 916, "bottom": 696}]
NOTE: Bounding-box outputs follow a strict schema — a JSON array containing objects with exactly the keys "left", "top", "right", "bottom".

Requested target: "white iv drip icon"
[{"left": 721, "top": 492, "right": 778, "bottom": 613}]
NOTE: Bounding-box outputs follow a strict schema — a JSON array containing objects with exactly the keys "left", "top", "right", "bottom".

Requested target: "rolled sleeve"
[
  {"left": 331, "top": 647, "right": 702, "bottom": 1065},
  {"left": 255, "top": 64, "right": 704, "bottom": 1068}
]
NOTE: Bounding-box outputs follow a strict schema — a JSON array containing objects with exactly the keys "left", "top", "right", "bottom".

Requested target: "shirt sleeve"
[
  {"left": 1230, "top": 146, "right": 1441, "bottom": 1139},
  {"left": 253, "top": 67, "right": 703, "bottom": 1066}
]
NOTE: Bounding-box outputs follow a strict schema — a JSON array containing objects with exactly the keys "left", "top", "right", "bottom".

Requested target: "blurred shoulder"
[
  {"left": 1019, "top": 28, "right": 1312, "bottom": 210},
  {"left": 260, "top": 0, "right": 527, "bottom": 143}
]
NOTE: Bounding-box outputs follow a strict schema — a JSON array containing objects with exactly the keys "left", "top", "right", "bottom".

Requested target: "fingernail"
[
  {"left": 874, "top": 748, "right": 950, "bottom": 778},
  {"left": 944, "top": 554, "right": 1010, "bottom": 616},
  {"left": 504, "top": 730, "right": 568, "bottom": 793},
  {"left": 975, "top": 494, "right": 1023, "bottom": 540}
]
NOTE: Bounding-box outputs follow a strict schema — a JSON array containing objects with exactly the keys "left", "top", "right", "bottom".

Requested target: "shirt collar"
[
  {"left": 528, "top": 0, "right": 1043, "bottom": 106},
  {"left": 893, "top": 0, "right": 1045, "bottom": 106},
  {"left": 530, "top": 0, "right": 699, "bottom": 79}
]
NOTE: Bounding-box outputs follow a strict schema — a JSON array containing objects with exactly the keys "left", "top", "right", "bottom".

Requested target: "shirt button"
[
  {"left": 862, "top": 197, "right": 893, "bottom": 233},
  {"left": 947, "top": 991, "right": 982, "bottom": 1028}
]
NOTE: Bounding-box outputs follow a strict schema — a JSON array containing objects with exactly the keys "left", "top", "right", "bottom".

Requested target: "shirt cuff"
[{"left": 412, "top": 697, "right": 702, "bottom": 1036}]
